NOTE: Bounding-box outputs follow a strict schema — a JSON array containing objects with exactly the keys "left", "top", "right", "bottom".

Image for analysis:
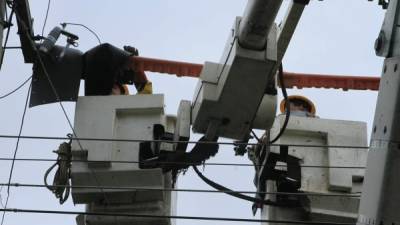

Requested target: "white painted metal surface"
[
  {"left": 192, "top": 17, "right": 278, "bottom": 140},
  {"left": 263, "top": 114, "right": 368, "bottom": 224},
  {"left": 71, "top": 94, "right": 176, "bottom": 225}
]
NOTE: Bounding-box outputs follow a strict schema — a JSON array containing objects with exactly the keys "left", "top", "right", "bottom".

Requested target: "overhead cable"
[
  {"left": 61, "top": 22, "right": 101, "bottom": 44},
  {"left": 0, "top": 183, "right": 361, "bottom": 198},
  {"left": 0, "top": 208, "right": 356, "bottom": 225},
  {"left": 0, "top": 157, "right": 367, "bottom": 169},
  {"left": 40, "top": 0, "right": 51, "bottom": 39},
  {"left": 0, "top": 76, "right": 32, "bottom": 99},
  {"left": 0, "top": 134, "right": 370, "bottom": 149},
  {"left": 0, "top": 82, "right": 31, "bottom": 225}
]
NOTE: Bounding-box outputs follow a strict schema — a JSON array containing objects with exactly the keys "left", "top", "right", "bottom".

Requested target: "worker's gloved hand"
[{"left": 137, "top": 81, "right": 153, "bottom": 95}]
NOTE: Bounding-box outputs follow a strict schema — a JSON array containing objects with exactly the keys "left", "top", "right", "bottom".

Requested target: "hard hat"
[{"left": 280, "top": 95, "right": 316, "bottom": 116}]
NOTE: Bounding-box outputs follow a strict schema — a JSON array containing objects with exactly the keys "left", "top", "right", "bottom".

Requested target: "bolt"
[{"left": 375, "top": 31, "right": 385, "bottom": 54}]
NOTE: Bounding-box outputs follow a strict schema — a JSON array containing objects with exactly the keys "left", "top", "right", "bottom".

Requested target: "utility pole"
[{"left": 357, "top": 1, "right": 400, "bottom": 224}]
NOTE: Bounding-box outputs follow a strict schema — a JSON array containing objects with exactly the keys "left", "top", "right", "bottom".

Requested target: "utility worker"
[
  {"left": 83, "top": 43, "right": 153, "bottom": 96},
  {"left": 280, "top": 95, "right": 316, "bottom": 117}
]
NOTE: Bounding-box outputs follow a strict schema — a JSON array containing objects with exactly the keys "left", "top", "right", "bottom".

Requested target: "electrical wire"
[
  {"left": 0, "top": 157, "right": 367, "bottom": 169},
  {"left": 0, "top": 82, "right": 31, "bottom": 225},
  {"left": 270, "top": 64, "right": 290, "bottom": 144},
  {"left": 251, "top": 130, "right": 261, "bottom": 143},
  {"left": 61, "top": 22, "right": 101, "bottom": 44},
  {"left": 0, "top": 208, "right": 356, "bottom": 225},
  {"left": 0, "top": 76, "right": 32, "bottom": 99},
  {"left": 0, "top": 134, "right": 370, "bottom": 149},
  {"left": 40, "top": 0, "right": 51, "bottom": 40},
  {"left": 3, "top": 46, "right": 21, "bottom": 49},
  {"left": 0, "top": 183, "right": 361, "bottom": 198}
]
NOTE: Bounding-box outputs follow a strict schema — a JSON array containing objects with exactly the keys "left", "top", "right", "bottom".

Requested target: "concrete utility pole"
[{"left": 357, "top": 1, "right": 400, "bottom": 225}]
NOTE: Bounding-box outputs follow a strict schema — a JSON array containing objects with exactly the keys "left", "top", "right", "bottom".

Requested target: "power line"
[
  {"left": 3, "top": 46, "right": 21, "bottom": 49},
  {"left": 0, "top": 76, "right": 32, "bottom": 99},
  {"left": 0, "top": 134, "right": 370, "bottom": 149},
  {"left": 0, "top": 183, "right": 361, "bottom": 198},
  {"left": 5, "top": 82, "right": 31, "bottom": 193},
  {"left": 0, "top": 157, "right": 367, "bottom": 169},
  {"left": 0, "top": 208, "right": 356, "bottom": 225},
  {"left": 61, "top": 22, "right": 101, "bottom": 44},
  {"left": 1, "top": 82, "right": 31, "bottom": 225},
  {"left": 40, "top": 0, "right": 51, "bottom": 39}
]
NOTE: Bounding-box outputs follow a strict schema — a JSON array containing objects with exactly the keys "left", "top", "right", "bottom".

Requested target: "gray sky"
[{"left": 0, "top": 1, "right": 385, "bottom": 225}]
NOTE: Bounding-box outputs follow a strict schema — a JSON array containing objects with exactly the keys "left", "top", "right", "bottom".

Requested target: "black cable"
[
  {"left": 0, "top": 208, "right": 356, "bottom": 225},
  {"left": 0, "top": 5, "right": 15, "bottom": 69},
  {"left": 0, "top": 183, "right": 361, "bottom": 198},
  {"left": 3, "top": 46, "right": 21, "bottom": 49},
  {"left": 270, "top": 64, "right": 291, "bottom": 144},
  {"left": 0, "top": 157, "right": 367, "bottom": 169},
  {"left": 4, "top": 82, "right": 31, "bottom": 191},
  {"left": 43, "top": 140, "right": 72, "bottom": 204},
  {"left": 0, "top": 134, "right": 370, "bottom": 149},
  {"left": 40, "top": 0, "right": 51, "bottom": 40},
  {"left": 193, "top": 166, "right": 295, "bottom": 207},
  {"left": 251, "top": 130, "right": 261, "bottom": 143},
  {"left": 61, "top": 22, "right": 101, "bottom": 44},
  {"left": 0, "top": 82, "right": 31, "bottom": 225},
  {"left": 0, "top": 76, "right": 32, "bottom": 99}
]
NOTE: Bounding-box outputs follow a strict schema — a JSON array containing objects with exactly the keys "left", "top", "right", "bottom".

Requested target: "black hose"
[
  {"left": 270, "top": 64, "right": 290, "bottom": 144},
  {"left": 192, "top": 165, "right": 297, "bottom": 207}
]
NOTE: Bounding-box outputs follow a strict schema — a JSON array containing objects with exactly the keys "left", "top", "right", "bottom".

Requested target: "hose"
[
  {"left": 44, "top": 137, "right": 72, "bottom": 204},
  {"left": 269, "top": 64, "right": 290, "bottom": 144},
  {"left": 192, "top": 165, "right": 299, "bottom": 207}
]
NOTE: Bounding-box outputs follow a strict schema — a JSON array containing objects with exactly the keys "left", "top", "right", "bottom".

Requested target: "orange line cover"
[
  {"left": 129, "top": 56, "right": 380, "bottom": 91},
  {"left": 283, "top": 72, "right": 380, "bottom": 91},
  {"left": 129, "top": 56, "right": 203, "bottom": 78}
]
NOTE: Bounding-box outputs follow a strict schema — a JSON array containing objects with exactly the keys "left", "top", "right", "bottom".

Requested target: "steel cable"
[
  {"left": 0, "top": 183, "right": 361, "bottom": 198},
  {"left": 0, "top": 134, "right": 370, "bottom": 149},
  {"left": 0, "top": 157, "right": 367, "bottom": 169},
  {"left": 0, "top": 208, "right": 356, "bottom": 225}
]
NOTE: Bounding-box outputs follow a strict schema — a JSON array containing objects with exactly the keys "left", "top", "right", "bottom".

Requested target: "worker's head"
[
  {"left": 280, "top": 95, "right": 316, "bottom": 117},
  {"left": 111, "top": 83, "right": 129, "bottom": 95}
]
